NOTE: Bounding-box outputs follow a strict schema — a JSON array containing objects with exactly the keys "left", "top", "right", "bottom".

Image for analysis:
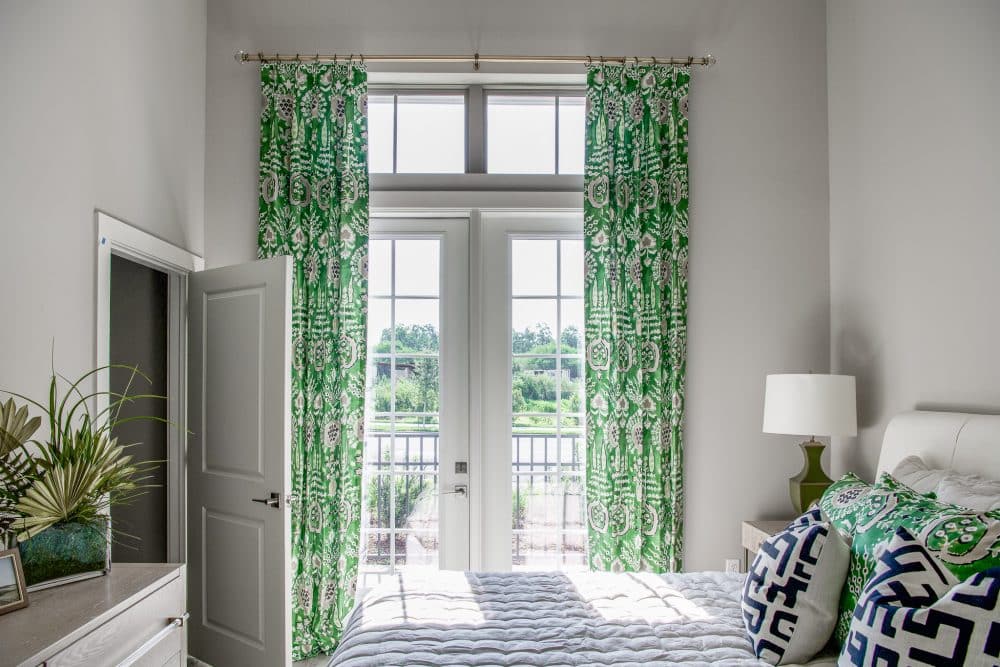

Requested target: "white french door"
[
  {"left": 359, "top": 218, "right": 469, "bottom": 592},
  {"left": 359, "top": 211, "right": 584, "bottom": 582},
  {"left": 479, "top": 212, "right": 586, "bottom": 571}
]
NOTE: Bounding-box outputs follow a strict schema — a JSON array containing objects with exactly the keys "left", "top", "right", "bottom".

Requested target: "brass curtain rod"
[{"left": 235, "top": 50, "right": 716, "bottom": 69}]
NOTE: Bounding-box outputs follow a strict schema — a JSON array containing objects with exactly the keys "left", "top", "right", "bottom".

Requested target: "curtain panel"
[
  {"left": 258, "top": 62, "right": 369, "bottom": 659},
  {"left": 584, "top": 64, "right": 690, "bottom": 573}
]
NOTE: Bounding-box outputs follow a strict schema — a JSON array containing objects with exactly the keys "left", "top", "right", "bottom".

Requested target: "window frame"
[{"left": 368, "top": 85, "right": 586, "bottom": 190}]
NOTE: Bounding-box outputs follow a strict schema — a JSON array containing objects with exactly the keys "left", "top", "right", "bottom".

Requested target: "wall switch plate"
[{"left": 724, "top": 559, "right": 741, "bottom": 574}]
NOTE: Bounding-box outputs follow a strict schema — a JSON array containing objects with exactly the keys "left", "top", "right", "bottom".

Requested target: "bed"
[{"left": 329, "top": 411, "right": 1000, "bottom": 666}]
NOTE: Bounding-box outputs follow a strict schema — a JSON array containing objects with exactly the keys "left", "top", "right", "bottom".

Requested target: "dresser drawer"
[{"left": 43, "top": 574, "right": 185, "bottom": 667}]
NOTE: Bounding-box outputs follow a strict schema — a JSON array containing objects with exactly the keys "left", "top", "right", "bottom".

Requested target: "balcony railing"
[{"left": 363, "top": 431, "right": 585, "bottom": 567}]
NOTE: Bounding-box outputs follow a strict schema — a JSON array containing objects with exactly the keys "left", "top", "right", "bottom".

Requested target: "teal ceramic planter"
[{"left": 18, "top": 519, "right": 110, "bottom": 589}]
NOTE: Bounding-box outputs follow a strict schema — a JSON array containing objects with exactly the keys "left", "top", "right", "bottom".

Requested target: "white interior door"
[
  {"left": 358, "top": 218, "right": 469, "bottom": 594},
  {"left": 187, "top": 256, "right": 292, "bottom": 667},
  {"left": 480, "top": 212, "right": 586, "bottom": 572}
]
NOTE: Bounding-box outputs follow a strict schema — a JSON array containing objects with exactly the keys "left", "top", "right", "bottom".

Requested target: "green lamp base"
[{"left": 789, "top": 439, "right": 833, "bottom": 514}]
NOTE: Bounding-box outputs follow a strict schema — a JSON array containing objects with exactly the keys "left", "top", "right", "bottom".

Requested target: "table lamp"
[{"left": 763, "top": 373, "right": 857, "bottom": 513}]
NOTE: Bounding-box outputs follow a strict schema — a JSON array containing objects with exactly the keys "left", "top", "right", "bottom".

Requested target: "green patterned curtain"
[
  {"left": 258, "top": 62, "right": 369, "bottom": 659},
  {"left": 584, "top": 64, "right": 690, "bottom": 573}
]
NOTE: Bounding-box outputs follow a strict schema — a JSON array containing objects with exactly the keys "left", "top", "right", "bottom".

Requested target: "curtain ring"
[
  {"left": 315, "top": 53, "right": 320, "bottom": 62},
  {"left": 586, "top": 55, "right": 592, "bottom": 66},
  {"left": 257, "top": 51, "right": 263, "bottom": 62},
  {"left": 334, "top": 53, "right": 338, "bottom": 64},
  {"left": 295, "top": 53, "right": 300, "bottom": 62},
  {"left": 651, "top": 56, "right": 657, "bottom": 66},
  {"left": 634, "top": 56, "right": 640, "bottom": 67},
  {"left": 686, "top": 56, "right": 693, "bottom": 67},
  {"left": 360, "top": 54, "right": 365, "bottom": 65}
]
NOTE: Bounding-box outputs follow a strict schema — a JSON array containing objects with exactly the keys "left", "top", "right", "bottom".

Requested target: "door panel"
[
  {"left": 359, "top": 219, "right": 469, "bottom": 594},
  {"left": 480, "top": 212, "right": 586, "bottom": 571},
  {"left": 187, "top": 256, "right": 292, "bottom": 667}
]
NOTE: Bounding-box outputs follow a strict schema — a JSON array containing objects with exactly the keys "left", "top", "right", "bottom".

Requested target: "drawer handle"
[{"left": 116, "top": 613, "right": 189, "bottom": 667}]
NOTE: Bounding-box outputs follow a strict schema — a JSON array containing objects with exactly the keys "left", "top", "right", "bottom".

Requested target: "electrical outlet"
[{"left": 724, "top": 558, "right": 741, "bottom": 574}]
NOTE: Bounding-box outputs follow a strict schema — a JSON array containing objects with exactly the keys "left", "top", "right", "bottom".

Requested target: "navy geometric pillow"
[
  {"left": 840, "top": 527, "right": 1000, "bottom": 667},
  {"left": 743, "top": 509, "right": 850, "bottom": 665}
]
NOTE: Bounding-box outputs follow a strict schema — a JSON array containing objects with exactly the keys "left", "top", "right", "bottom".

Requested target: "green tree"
[
  {"left": 373, "top": 324, "right": 439, "bottom": 354},
  {"left": 560, "top": 325, "right": 581, "bottom": 350},
  {"left": 512, "top": 324, "right": 554, "bottom": 354}
]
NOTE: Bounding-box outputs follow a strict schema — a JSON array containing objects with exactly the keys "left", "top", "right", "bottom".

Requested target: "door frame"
[{"left": 95, "top": 210, "right": 204, "bottom": 564}]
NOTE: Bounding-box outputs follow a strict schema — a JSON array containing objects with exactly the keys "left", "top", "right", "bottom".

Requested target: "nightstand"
[{"left": 741, "top": 520, "right": 790, "bottom": 571}]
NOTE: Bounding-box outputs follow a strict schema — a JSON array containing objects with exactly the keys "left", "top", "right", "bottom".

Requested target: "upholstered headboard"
[{"left": 877, "top": 410, "right": 1000, "bottom": 481}]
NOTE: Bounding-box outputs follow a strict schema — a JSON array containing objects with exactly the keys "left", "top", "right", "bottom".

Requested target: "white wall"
[
  {"left": 205, "top": 0, "right": 830, "bottom": 570},
  {"left": 828, "top": 0, "right": 1000, "bottom": 478},
  {"left": 0, "top": 1, "right": 207, "bottom": 408}
]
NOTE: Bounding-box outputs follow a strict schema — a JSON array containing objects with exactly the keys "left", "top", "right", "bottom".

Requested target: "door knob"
[{"left": 251, "top": 492, "right": 281, "bottom": 508}]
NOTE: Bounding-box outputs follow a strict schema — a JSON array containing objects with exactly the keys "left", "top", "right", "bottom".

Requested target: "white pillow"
[
  {"left": 892, "top": 455, "right": 1000, "bottom": 511},
  {"left": 936, "top": 471, "right": 1000, "bottom": 511},
  {"left": 890, "top": 455, "right": 945, "bottom": 493},
  {"left": 742, "top": 509, "right": 850, "bottom": 665}
]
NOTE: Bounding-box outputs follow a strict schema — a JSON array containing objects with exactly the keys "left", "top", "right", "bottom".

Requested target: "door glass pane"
[
  {"left": 512, "top": 299, "right": 557, "bottom": 354},
  {"left": 558, "top": 97, "right": 585, "bottom": 175},
  {"left": 510, "top": 237, "right": 586, "bottom": 571},
  {"left": 559, "top": 240, "right": 584, "bottom": 297},
  {"left": 393, "top": 356, "right": 439, "bottom": 414},
  {"left": 512, "top": 239, "right": 557, "bottom": 296},
  {"left": 367, "top": 299, "right": 392, "bottom": 354},
  {"left": 394, "top": 239, "right": 440, "bottom": 296},
  {"left": 394, "top": 299, "right": 440, "bottom": 353},
  {"left": 513, "top": 358, "right": 558, "bottom": 414},
  {"left": 361, "top": 238, "right": 443, "bottom": 593},
  {"left": 559, "top": 300, "right": 583, "bottom": 355},
  {"left": 488, "top": 95, "right": 556, "bottom": 174},
  {"left": 368, "top": 95, "right": 395, "bottom": 174},
  {"left": 396, "top": 95, "right": 465, "bottom": 174}
]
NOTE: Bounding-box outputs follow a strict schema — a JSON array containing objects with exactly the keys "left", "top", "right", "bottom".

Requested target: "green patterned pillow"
[{"left": 820, "top": 472, "right": 1000, "bottom": 644}]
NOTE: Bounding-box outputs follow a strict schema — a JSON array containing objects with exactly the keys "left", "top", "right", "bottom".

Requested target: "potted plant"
[{"left": 0, "top": 366, "right": 161, "bottom": 589}]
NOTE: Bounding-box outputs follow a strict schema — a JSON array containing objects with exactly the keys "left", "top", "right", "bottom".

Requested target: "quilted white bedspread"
[{"left": 328, "top": 570, "right": 837, "bottom": 666}]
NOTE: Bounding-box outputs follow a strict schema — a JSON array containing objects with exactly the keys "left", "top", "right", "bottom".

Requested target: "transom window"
[
  {"left": 367, "top": 88, "right": 585, "bottom": 175},
  {"left": 368, "top": 94, "right": 466, "bottom": 174},
  {"left": 487, "top": 94, "right": 585, "bottom": 175}
]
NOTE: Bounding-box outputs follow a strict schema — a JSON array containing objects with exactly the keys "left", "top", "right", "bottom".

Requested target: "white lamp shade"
[{"left": 763, "top": 374, "right": 857, "bottom": 437}]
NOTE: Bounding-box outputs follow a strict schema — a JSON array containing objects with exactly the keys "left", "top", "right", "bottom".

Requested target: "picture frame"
[{"left": 0, "top": 548, "right": 29, "bottom": 615}]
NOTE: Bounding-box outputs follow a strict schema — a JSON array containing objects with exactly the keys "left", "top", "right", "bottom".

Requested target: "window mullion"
[{"left": 467, "top": 85, "right": 485, "bottom": 174}]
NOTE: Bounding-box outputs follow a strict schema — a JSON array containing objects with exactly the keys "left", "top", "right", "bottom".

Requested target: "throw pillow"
[
  {"left": 839, "top": 527, "right": 1000, "bottom": 667},
  {"left": 823, "top": 472, "right": 1000, "bottom": 644},
  {"left": 743, "top": 509, "right": 851, "bottom": 664}
]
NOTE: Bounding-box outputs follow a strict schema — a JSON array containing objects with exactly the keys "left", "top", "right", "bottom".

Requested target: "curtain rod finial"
[
  {"left": 704, "top": 54, "right": 717, "bottom": 68},
  {"left": 234, "top": 50, "right": 247, "bottom": 63}
]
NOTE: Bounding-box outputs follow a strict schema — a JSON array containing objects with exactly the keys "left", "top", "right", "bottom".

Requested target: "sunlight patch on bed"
[{"left": 567, "top": 572, "right": 715, "bottom": 623}]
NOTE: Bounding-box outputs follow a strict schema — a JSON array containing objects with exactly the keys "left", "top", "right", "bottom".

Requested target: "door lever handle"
[
  {"left": 251, "top": 492, "right": 281, "bottom": 508},
  {"left": 440, "top": 484, "right": 468, "bottom": 497}
]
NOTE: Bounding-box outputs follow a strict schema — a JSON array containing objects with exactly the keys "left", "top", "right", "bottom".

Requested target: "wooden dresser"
[{"left": 0, "top": 563, "right": 186, "bottom": 667}]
